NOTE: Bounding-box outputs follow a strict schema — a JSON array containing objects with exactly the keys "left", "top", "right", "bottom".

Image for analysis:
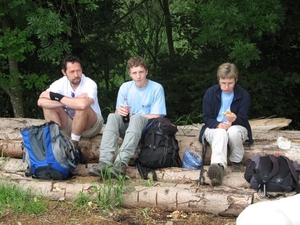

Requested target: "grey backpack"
[{"left": 21, "top": 121, "right": 84, "bottom": 180}]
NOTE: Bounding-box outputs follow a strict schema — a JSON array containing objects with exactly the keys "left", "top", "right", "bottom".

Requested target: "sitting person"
[
  {"left": 198, "top": 62, "right": 253, "bottom": 186},
  {"left": 89, "top": 56, "right": 166, "bottom": 178},
  {"left": 37, "top": 55, "right": 104, "bottom": 146}
]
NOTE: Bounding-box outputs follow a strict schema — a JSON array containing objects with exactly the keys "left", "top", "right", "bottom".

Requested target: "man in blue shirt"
[
  {"left": 89, "top": 56, "right": 166, "bottom": 178},
  {"left": 199, "top": 62, "right": 253, "bottom": 186}
]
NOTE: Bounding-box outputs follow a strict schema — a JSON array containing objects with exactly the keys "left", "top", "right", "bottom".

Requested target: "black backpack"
[
  {"left": 244, "top": 154, "right": 300, "bottom": 197},
  {"left": 136, "top": 117, "right": 182, "bottom": 181}
]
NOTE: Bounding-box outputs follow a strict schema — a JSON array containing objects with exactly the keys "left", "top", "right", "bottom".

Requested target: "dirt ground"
[
  {"left": 0, "top": 200, "right": 236, "bottom": 225},
  {"left": 0, "top": 169, "right": 238, "bottom": 225}
]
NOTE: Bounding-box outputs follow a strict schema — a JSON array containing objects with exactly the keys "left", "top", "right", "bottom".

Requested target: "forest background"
[{"left": 1, "top": 0, "right": 299, "bottom": 129}]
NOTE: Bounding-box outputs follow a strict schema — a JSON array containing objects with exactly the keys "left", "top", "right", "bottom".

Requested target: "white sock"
[{"left": 71, "top": 134, "right": 81, "bottom": 142}]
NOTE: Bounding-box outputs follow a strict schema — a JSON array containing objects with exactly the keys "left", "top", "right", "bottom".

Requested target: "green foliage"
[
  {"left": 26, "top": 8, "right": 70, "bottom": 39},
  {"left": 229, "top": 41, "right": 261, "bottom": 67},
  {"left": 0, "top": 28, "right": 34, "bottom": 61},
  {"left": 0, "top": 180, "right": 48, "bottom": 217},
  {"left": 183, "top": 0, "right": 285, "bottom": 67},
  {"left": 77, "top": 0, "right": 100, "bottom": 11},
  {"left": 22, "top": 73, "right": 49, "bottom": 90},
  {"left": 26, "top": 8, "right": 71, "bottom": 62},
  {"left": 0, "top": 0, "right": 300, "bottom": 129}
]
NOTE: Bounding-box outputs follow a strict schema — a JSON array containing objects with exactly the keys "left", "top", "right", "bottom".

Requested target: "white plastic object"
[{"left": 277, "top": 137, "right": 291, "bottom": 150}]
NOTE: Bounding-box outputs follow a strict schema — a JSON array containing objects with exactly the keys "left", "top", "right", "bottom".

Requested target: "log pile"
[
  {"left": 1, "top": 117, "right": 299, "bottom": 163},
  {"left": 0, "top": 117, "right": 299, "bottom": 216}
]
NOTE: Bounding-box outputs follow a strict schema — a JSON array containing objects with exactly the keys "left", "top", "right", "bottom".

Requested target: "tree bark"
[
  {"left": 1, "top": 16, "right": 24, "bottom": 118},
  {"left": 160, "top": 0, "right": 175, "bottom": 58}
]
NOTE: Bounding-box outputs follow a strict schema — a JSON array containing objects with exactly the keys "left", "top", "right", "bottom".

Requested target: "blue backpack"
[{"left": 21, "top": 121, "right": 84, "bottom": 180}]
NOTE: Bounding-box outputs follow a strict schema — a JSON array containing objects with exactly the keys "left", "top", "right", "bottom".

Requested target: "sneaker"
[
  {"left": 208, "top": 163, "right": 224, "bottom": 186},
  {"left": 88, "top": 162, "right": 109, "bottom": 177},
  {"left": 231, "top": 162, "right": 244, "bottom": 172},
  {"left": 110, "top": 161, "right": 127, "bottom": 178}
]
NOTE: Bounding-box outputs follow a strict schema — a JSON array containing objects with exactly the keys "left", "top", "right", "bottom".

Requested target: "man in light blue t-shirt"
[{"left": 89, "top": 56, "right": 167, "bottom": 178}]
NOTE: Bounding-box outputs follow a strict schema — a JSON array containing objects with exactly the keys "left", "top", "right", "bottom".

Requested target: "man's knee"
[
  {"left": 105, "top": 113, "right": 121, "bottom": 126},
  {"left": 205, "top": 128, "right": 227, "bottom": 144},
  {"left": 228, "top": 126, "right": 246, "bottom": 141},
  {"left": 130, "top": 114, "right": 146, "bottom": 123},
  {"left": 127, "top": 115, "right": 148, "bottom": 131}
]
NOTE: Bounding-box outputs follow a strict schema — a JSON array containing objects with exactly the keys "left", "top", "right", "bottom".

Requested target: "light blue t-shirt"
[
  {"left": 217, "top": 91, "right": 234, "bottom": 122},
  {"left": 116, "top": 80, "right": 166, "bottom": 116}
]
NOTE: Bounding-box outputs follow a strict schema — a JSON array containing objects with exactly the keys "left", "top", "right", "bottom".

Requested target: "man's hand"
[
  {"left": 116, "top": 104, "right": 130, "bottom": 116},
  {"left": 217, "top": 121, "right": 232, "bottom": 130},
  {"left": 224, "top": 112, "right": 237, "bottom": 123}
]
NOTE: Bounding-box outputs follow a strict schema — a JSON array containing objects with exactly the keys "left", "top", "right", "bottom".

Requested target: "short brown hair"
[
  {"left": 62, "top": 55, "right": 82, "bottom": 72},
  {"left": 217, "top": 62, "right": 238, "bottom": 81},
  {"left": 127, "top": 56, "right": 148, "bottom": 71}
]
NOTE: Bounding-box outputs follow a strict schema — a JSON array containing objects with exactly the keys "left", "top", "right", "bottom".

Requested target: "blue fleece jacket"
[{"left": 199, "top": 84, "right": 253, "bottom": 145}]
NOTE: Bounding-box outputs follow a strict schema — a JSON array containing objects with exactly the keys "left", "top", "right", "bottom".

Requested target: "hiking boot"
[
  {"left": 88, "top": 162, "right": 109, "bottom": 177},
  {"left": 208, "top": 163, "right": 224, "bottom": 186},
  {"left": 110, "top": 161, "right": 127, "bottom": 178},
  {"left": 231, "top": 162, "right": 244, "bottom": 172}
]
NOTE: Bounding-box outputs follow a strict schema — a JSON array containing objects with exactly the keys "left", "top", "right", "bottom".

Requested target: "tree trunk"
[
  {"left": 1, "top": 16, "right": 24, "bottom": 118},
  {"left": 160, "top": 0, "right": 175, "bottom": 58},
  {"left": 7, "top": 57, "right": 24, "bottom": 118}
]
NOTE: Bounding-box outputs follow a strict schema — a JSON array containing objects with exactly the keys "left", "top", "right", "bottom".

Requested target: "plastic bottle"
[{"left": 122, "top": 98, "right": 130, "bottom": 123}]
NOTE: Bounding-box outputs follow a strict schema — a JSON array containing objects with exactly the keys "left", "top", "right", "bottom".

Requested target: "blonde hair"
[{"left": 217, "top": 62, "right": 238, "bottom": 81}]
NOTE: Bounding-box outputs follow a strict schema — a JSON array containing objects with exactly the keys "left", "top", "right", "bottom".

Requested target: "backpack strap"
[
  {"left": 143, "top": 119, "right": 157, "bottom": 136},
  {"left": 171, "top": 138, "right": 181, "bottom": 167},
  {"left": 268, "top": 155, "right": 280, "bottom": 178},
  {"left": 136, "top": 162, "right": 158, "bottom": 181},
  {"left": 281, "top": 155, "right": 300, "bottom": 193},
  {"left": 255, "top": 155, "right": 279, "bottom": 197},
  {"left": 141, "top": 119, "right": 157, "bottom": 151}
]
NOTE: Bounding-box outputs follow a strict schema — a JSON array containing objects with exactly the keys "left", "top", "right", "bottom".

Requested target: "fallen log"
[
  {"left": 0, "top": 158, "right": 252, "bottom": 216},
  {"left": 1, "top": 117, "right": 299, "bottom": 164},
  {"left": 0, "top": 158, "right": 249, "bottom": 187},
  {"left": 1, "top": 158, "right": 296, "bottom": 216},
  {"left": 1, "top": 117, "right": 298, "bottom": 216}
]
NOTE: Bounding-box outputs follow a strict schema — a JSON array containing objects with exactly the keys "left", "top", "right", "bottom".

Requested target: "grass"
[
  {"left": 0, "top": 179, "right": 48, "bottom": 218},
  {"left": 74, "top": 167, "right": 129, "bottom": 209},
  {"left": 0, "top": 169, "right": 130, "bottom": 219}
]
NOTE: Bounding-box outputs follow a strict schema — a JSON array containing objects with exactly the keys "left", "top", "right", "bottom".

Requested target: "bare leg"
[
  {"left": 72, "top": 107, "right": 98, "bottom": 135},
  {"left": 43, "top": 107, "right": 69, "bottom": 129}
]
